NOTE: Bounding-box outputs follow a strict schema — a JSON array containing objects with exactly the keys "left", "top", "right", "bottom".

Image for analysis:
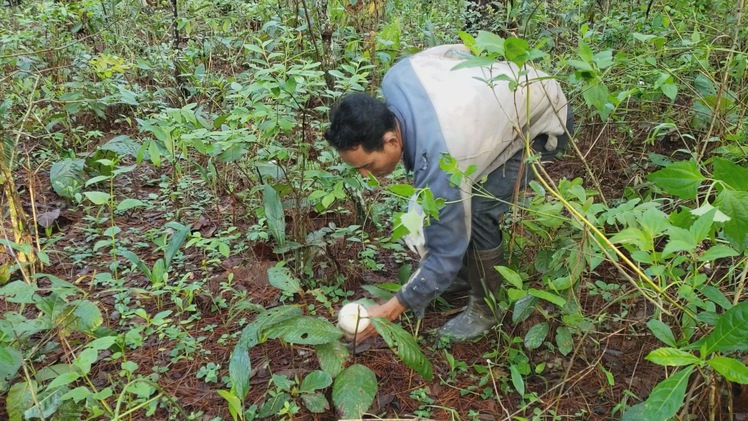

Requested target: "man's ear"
[{"left": 383, "top": 130, "right": 401, "bottom": 148}]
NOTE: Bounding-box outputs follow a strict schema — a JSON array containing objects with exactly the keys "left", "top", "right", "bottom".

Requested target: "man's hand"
[{"left": 347, "top": 296, "right": 406, "bottom": 343}]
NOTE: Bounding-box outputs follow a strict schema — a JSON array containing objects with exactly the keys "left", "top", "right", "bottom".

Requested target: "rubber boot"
[
  {"left": 438, "top": 245, "right": 503, "bottom": 341},
  {"left": 441, "top": 261, "right": 469, "bottom": 301}
]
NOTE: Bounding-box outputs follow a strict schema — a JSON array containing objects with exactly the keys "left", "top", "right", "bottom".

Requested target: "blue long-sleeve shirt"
[{"left": 384, "top": 44, "right": 569, "bottom": 317}]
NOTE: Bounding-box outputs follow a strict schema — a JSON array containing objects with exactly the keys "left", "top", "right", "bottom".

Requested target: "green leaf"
[
  {"left": 69, "top": 300, "right": 103, "bottom": 333},
  {"left": 61, "top": 386, "right": 92, "bottom": 403},
  {"left": 528, "top": 288, "right": 566, "bottom": 307},
  {"left": 475, "top": 30, "right": 505, "bottom": 55},
  {"left": 713, "top": 157, "right": 748, "bottom": 191},
  {"left": 387, "top": 183, "right": 416, "bottom": 197},
  {"left": 48, "top": 371, "right": 80, "bottom": 390},
  {"left": 698, "top": 244, "right": 739, "bottom": 262},
  {"left": 316, "top": 341, "right": 349, "bottom": 379},
  {"left": 645, "top": 348, "right": 700, "bottom": 367},
  {"left": 229, "top": 343, "right": 251, "bottom": 400},
  {"left": 509, "top": 364, "right": 525, "bottom": 396},
  {"left": 555, "top": 326, "right": 573, "bottom": 356},
  {"left": 700, "top": 285, "right": 732, "bottom": 310},
  {"left": 84, "top": 191, "right": 111, "bottom": 205},
  {"left": 661, "top": 83, "right": 678, "bottom": 101},
  {"left": 98, "top": 135, "right": 142, "bottom": 158},
  {"left": 301, "top": 392, "right": 330, "bottom": 413},
  {"left": 7, "top": 380, "right": 37, "bottom": 421},
  {"left": 50, "top": 158, "right": 85, "bottom": 199},
  {"left": 258, "top": 391, "right": 291, "bottom": 418},
  {"left": 265, "top": 316, "right": 343, "bottom": 345},
  {"left": 332, "top": 364, "right": 377, "bottom": 419},
  {"left": 647, "top": 160, "right": 705, "bottom": 199},
  {"left": 370, "top": 317, "right": 433, "bottom": 380},
  {"left": 707, "top": 356, "right": 748, "bottom": 383},
  {"left": 524, "top": 322, "right": 549, "bottom": 350},
  {"left": 217, "top": 389, "right": 242, "bottom": 421},
  {"left": 263, "top": 184, "right": 286, "bottom": 246},
  {"left": 582, "top": 82, "right": 610, "bottom": 119},
  {"left": 504, "top": 37, "right": 529, "bottom": 65},
  {"left": 0, "top": 281, "right": 39, "bottom": 303},
  {"left": 74, "top": 348, "right": 99, "bottom": 374},
  {"left": 690, "top": 301, "right": 748, "bottom": 354},
  {"left": 621, "top": 402, "right": 647, "bottom": 421},
  {"left": 236, "top": 306, "right": 303, "bottom": 349},
  {"left": 496, "top": 266, "right": 523, "bottom": 289},
  {"left": 578, "top": 40, "right": 594, "bottom": 63},
  {"left": 299, "top": 370, "right": 333, "bottom": 394},
  {"left": 647, "top": 319, "right": 676, "bottom": 347},
  {"left": 0, "top": 346, "right": 22, "bottom": 390},
  {"left": 116, "top": 199, "right": 146, "bottom": 212},
  {"left": 715, "top": 190, "right": 748, "bottom": 251},
  {"left": 163, "top": 221, "right": 190, "bottom": 268},
  {"left": 640, "top": 366, "right": 693, "bottom": 421},
  {"left": 451, "top": 56, "right": 498, "bottom": 71},
  {"left": 267, "top": 265, "right": 302, "bottom": 295}
]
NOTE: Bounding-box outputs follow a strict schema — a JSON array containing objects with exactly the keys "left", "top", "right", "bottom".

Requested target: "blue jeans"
[{"left": 470, "top": 113, "right": 573, "bottom": 250}]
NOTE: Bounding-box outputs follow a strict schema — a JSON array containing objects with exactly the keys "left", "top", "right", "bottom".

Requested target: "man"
[{"left": 324, "top": 43, "right": 572, "bottom": 342}]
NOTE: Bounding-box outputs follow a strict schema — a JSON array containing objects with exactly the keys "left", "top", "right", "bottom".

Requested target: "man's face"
[{"left": 338, "top": 131, "right": 402, "bottom": 177}]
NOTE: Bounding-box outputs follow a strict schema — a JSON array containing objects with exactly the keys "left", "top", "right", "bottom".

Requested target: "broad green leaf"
[
  {"left": 7, "top": 381, "right": 36, "bottom": 421},
  {"left": 265, "top": 316, "right": 343, "bottom": 345},
  {"left": 689, "top": 301, "right": 748, "bottom": 354},
  {"left": 0, "top": 281, "right": 39, "bottom": 303},
  {"left": 74, "top": 348, "right": 99, "bottom": 374},
  {"left": 87, "top": 336, "right": 116, "bottom": 352},
  {"left": 263, "top": 184, "right": 286, "bottom": 246},
  {"left": 524, "top": 322, "right": 549, "bottom": 350},
  {"left": 370, "top": 317, "right": 433, "bottom": 380},
  {"left": 510, "top": 364, "right": 525, "bottom": 396},
  {"left": 699, "top": 244, "right": 739, "bottom": 262},
  {"left": 621, "top": 402, "right": 647, "bottom": 421},
  {"left": 69, "top": 300, "right": 103, "bottom": 333},
  {"left": 641, "top": 366, "right": 693, "bottom": 421},
  {"left": 496, "top": 266, "right": 523, "bottom": 289},
  {"left": 707, "top": 356, "right": 748, "bottom": 383},
  {"left": 661, "top": 83, "right": 678, "bottom": 101},
  {"left": 639, "top": 207, "right": 669, "bottom": 239},
  {"left": 61, "top": 386, "right": 92, "bottom": 403},
  {"left": 0, "top": 346, "right": 22, "bottom": 390},
  {"left": 387, "top": 183, "right": 416, "bottom": 197},
  {"left": 316, "top": 341, "right": 349, "bottom": 379},
  {"left": 119, "top": 249, "right": 152, "bottom": 279},
  {"left": 299, "top": 370, "right": 332, "bottom": 394},
  {"left": 50, "top": 158, "right": 85, "bottom": 199},
  {"left": 47, "top": 371, "right": 80, "bottom": 390},
  {"left": 582, "top": 83, "right": 609, "bottom": 119},
  {"left": 399, "top": 210, "right": 424, "bottom": 237},
  {"left": 647, "top": 160, "right": 704, "bottom": 199},
  {"left": 217, "top": 389, "right": 242, "bottom": 421},
  {"left": 475, "top": 30, "right": 505, "bottom": 54},
  {"left": 451, "top": 56, "right": 498, "bottom": 71},
  {"left": 647, "top": 319, "right": 676, "bottom": 347},
  {"left": 84, "top": 191, "right": 111, "bottom": 205},
  {"left": 229, "top": 343, "right": 251, "bottom": 400},
  {"left": 272, "top": 374, "right": 293, "bottom": 392},
  {"left": 513, "top": 295, "right": 538, "bottom": 324},
  {"left": 163, "top": 221, "right": 190, "bottom": 268},
  {"left": 504, "top": 37, "right": 529, "bottom": 65},
  {"left": 267, "top": 265, "right": 302, "bottom": 295},
  {"left": 578, "top": 40, "right": 594, "bottom": 63},
  {"left": 236, "top": 306, "right": 303, "bottom": 349},
  {"left": 700, "top": 285, "right": 732, "bottom": 311},
  {"left": 555, "top": 326, "right": 573, "bottom": 356},
  {"left": 715, "top": 190, "right": 748, "bottom": 251},
  {"left": 713, "top": 157, "right": 748, "bottom": 191},
  {"left": 116, "top": 199, "right": 146, "bottom": 212},
  {"left": 528, "top": 288, "right": 566, "bottom": 307},
  {"left": 98, "top": 135, "right": 142, "bottom": 158},
  {"left": 259, "top": 394, "right": 297, "bottom": 417},
  {"left": 645, "top": 348, "right": 699, "bottom": 367},
  {"left": 332, "top": 364, "right": 377, "bottom": 419},
  {"left": 302, "top": 392, "right": 330, "bottom": 413}
]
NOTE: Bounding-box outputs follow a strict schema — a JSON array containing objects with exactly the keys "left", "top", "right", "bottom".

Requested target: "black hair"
[{"left": 324, "top": 93, "right": 397, "bottom": 152}]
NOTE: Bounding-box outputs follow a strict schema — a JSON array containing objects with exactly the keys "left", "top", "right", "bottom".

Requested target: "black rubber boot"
[
  {"left": 438, "top": 245, "right": 503, "bottom": 341},
  {"left": 441, "top": 262, "right": 469, "bottom": 301}
]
